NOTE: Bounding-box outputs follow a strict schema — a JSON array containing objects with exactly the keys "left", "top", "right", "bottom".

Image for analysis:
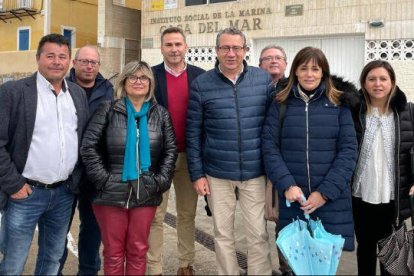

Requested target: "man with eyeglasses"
[
  {"left": 147, "top": 27, "right": 205, "bottom": 276},
  {"left": 58, "top": 45, "right": 113, "bottom": 276},
  {"left": 259, "top": 46, "right": 292, "bottom": 276},
  {"left": 186, "top": 27, "right": 272, "bottom": 275},
  {"left": 259, "top": 45, "right": 287, "bottom": 87}
]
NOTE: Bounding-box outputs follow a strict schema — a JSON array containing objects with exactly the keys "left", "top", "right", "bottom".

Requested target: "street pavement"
[{"left": 22, "top": 187, "right": 358, "bottom": 275}]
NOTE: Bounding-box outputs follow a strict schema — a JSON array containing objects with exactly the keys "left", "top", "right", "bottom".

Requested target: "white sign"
[{"left": 165, "top": 0, "right": 177, "bottom": 9}]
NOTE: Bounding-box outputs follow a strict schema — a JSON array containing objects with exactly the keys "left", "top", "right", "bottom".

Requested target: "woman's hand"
[
  {"left": 301, "top": 191, "right": 326, "bottom": 214},
  {"left": 284, "top": 186, "right": 304, "bottom": 204},
  {"left": 409, "top": 184, "right": 414, "bottom": 196}
]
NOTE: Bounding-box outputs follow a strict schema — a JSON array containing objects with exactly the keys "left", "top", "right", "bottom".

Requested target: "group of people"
[{"left": 0, "top": 25, "right": 413, "bottom": 276}]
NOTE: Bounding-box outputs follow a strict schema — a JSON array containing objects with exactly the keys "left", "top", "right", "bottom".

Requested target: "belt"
[{"left": 27, "top": 179, "right": 67, "bottom": 189}]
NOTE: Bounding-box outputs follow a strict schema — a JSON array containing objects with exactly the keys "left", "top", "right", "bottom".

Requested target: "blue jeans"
[
  {"left": 0, "top": 210, "right": 5, "bottom": 254},
  {"left": 0, "top": 184, "right": 74, "bottom": 275}
]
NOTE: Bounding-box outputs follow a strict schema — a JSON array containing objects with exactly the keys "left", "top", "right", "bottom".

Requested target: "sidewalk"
[
  {"left": 157, "top": 188, "right": 358, "bottom": 275},
  {"left": 23, "top": 187, "right": 358, "bottom": 275}
]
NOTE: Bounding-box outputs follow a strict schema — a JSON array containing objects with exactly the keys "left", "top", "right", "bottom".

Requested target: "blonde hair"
[
  {"left": 114, "top": 60, "right": 155, "bottom": 101},
  {"left": 276, "top": 47, "right": 342, "bottom": 105}
]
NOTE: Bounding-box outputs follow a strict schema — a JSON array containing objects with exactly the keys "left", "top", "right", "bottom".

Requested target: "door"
[{"left": 253, "top": 35, "right": 365, "bottom": 87}]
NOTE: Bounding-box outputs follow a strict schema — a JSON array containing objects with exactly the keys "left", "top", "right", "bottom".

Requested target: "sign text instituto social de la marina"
[{"left": 149, "top": 7, "right": 272, "bottom": 34}]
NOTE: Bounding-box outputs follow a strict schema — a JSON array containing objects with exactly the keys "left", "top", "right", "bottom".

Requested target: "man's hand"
[
  {"left": 193, "top": 177, "right": 210, "bottom": 196},
  {"left": 10, "top": 183, "right": 32, "bottom": 200},
  {"left": 284, "top": 186, "right": 303, "bottom": 203},
  {"left": 301, "top": 191, "right": 326, "bottom": 214}
]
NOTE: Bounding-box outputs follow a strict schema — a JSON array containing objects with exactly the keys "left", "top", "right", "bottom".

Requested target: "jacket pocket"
[{"left": 131, "top": 173, "right": 158, "bottom": 203}]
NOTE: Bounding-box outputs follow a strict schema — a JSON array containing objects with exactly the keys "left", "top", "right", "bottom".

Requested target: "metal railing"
[{"left": 0, "top": 0, "right": 35, "bottom": 11}]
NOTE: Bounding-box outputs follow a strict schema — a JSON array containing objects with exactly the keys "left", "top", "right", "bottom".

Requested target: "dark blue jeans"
[
  {"left": 59, "top": 195, "right": 101, "bottom": 275},
  {"left": 0, "top": 184, "right": 74, "bottom": 275}
]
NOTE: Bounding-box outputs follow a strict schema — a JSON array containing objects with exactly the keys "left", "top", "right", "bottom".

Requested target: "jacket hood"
[
  {"left": 332, "top": 75, "right": 359, "bottom": 108},
  {"left": 388, "top": 85, "right": 407, "bottom": 112},
  {"left": 275, "top": 75, "right": 359, "bottom": 107}
]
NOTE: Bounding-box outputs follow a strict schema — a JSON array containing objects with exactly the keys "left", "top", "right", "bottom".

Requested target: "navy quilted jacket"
[
  {"left": 186, "top": 61, "right": 272, "bottom": 182},
  {"left": 261, "top": 80, "right": 358, "bottom": 251}
]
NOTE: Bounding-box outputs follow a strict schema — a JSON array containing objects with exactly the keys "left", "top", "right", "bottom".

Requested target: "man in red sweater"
[{"left": 146, "top": 27, "right": 205, "bottom": 276}]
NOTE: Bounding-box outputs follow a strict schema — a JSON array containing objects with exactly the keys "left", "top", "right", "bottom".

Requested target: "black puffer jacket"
[
  {"left": 350, "top": 86, "right": 414, "bottom": 225},
  {"left": 80, "top": 98, "right": 178, "bottom": 208}
]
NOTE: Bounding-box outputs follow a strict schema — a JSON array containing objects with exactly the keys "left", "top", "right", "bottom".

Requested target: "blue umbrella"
[
  {"left": 276, "top": 197, "right": 345, "bottom": 275},
  {"left": 310, "top": 219, "right": 345, "bottom": 275}
]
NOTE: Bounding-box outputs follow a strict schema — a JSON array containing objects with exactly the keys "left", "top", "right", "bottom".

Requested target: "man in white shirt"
[{"left": 0, "top": 33, "right": 89, "bottom": 275}]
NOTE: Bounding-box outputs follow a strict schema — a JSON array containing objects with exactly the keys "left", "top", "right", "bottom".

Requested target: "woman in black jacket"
[
  {"left": 80, "top": 60, "right": 178, "bottom": 275},
  {"left": 351, "top": 60, "right": 414, "bottom": 276}
]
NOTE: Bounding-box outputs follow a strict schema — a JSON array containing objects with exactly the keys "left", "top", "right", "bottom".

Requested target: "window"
[
  {"left": 63, "top": 29, "right": 72, "bottom": 46},
  {"left": 0, "top": 0, "right": 3, "bottom": 11},
  {"left": 210, "top": 0, "right": 235, "bottom": 3},
  {"left": 17, "top": 27, "right": 30, "bottom": 51},
  {"left": 19, "top": 0, "right": 31, "bottom": 8},
  {"left": 61, "top": 26, "right": 76, "bottom": 48},
  {"left": 185, "top": 0, "right": 235, "bottom": 6}
]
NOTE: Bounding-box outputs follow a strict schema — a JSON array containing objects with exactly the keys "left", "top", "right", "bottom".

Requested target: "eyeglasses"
[
  {"left": 260, "top": 55, "right": 286, "bottom": 63},
  {"left": 127, "top": 75, "right": 150, "bottom": 84},
  {"left": 217, "top": 46, "right": 246, "bottom": 54},
  {"left": 76, "top": 59, "right": 101, "bottom": 66}
]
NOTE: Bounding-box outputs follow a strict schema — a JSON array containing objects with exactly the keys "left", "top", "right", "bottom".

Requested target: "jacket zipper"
[
  {"left": 394, "top": 111, "right": 401, "bottom": 226},
  {"left": 305, "top": 102, "right": 311, "bottom": 193},
  {"left": 126, "top": 122, "right": 140, "bottom": 208},
  {"left": 233, "top": 85, "right": 243, "bottom": 181},
  {"left": 136, "top": 128, "right": 141, "bottom": 202}
]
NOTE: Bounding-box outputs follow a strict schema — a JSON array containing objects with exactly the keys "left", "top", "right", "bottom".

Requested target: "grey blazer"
[{"left": 0, "top": 73, "right": 89, "bottom": 198}]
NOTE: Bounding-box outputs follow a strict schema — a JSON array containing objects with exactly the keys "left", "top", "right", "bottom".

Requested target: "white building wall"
[{"left": 141, "top": 0, "right": 414, "bottom": 96}]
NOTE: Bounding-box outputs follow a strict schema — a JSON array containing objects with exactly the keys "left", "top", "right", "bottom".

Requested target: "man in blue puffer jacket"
[{"left": 186, "top": 27, "right": 273, "bottom": 275}]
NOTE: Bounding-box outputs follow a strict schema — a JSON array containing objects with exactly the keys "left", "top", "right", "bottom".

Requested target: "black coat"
[
  {"left": 351, "top": 86, "right": 414, "bottom": 224},
  {"left": 80, "top": 98, "right": 178, "bottom": 208}
]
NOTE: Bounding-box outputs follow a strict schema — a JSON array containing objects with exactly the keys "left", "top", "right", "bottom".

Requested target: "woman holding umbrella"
[
  {"left": 351, "top": 60, "right": 414, "bottom": 275},
  {"left": 261, "top": 46, "right": 358, "bottom": 255}
]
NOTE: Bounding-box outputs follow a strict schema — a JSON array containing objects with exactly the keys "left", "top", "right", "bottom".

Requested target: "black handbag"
[
  {"left": 377, "top": 103, "right": 414, "bottom": 275},
  {"left": 377, "top": 195, "right": 414, "bottom": 275}
]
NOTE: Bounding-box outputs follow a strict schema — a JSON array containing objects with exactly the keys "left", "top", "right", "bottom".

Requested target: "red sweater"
[{"left": 166, "top": 71, "right": 188, "bottom": 152}]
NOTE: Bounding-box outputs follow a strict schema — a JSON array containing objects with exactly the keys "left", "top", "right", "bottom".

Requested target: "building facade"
[
  {"left": 141, "top": 0, "right": 414, "bottom": 97},
  {"left": 0, "top": 0, "right": 98, "bottom": 52},
  {"left": 0, "top": 0, "right": 141, "bottom": 83}
]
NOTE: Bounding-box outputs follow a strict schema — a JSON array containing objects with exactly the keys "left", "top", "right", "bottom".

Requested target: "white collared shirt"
[
  {"left": 22, "top": 72, "right": 78, "bottom": 184},
  {"left": 164, "top": 62, "right": 187, "bottom": 77}
]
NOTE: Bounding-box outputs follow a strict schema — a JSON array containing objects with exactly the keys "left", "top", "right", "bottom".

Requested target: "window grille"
[
  {"left": 186, "top": 47, "right": 251, "bottom": 63},
  {"left": 366, "top": 39, "right": 414, "bottom": 61}
]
